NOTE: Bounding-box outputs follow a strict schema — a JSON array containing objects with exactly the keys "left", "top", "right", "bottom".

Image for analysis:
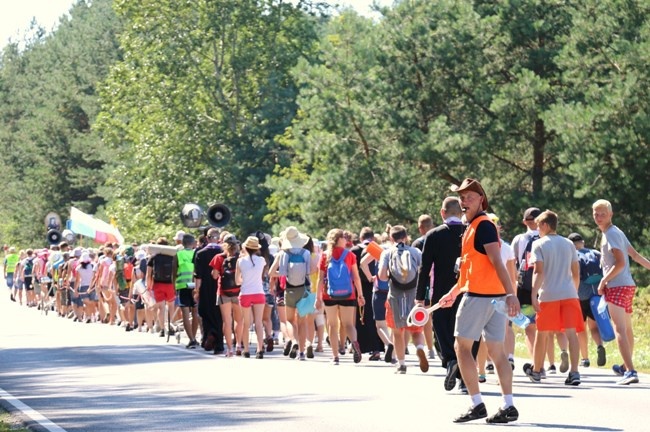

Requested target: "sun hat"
[
  {"left": 281, "top": 226, "right": 309, "bottom": 250},
  {"left": 450, "top": 178, "right": 489, "bottom": 211},
  {"left": 80, "top": 253, "right": 91, "bottom": 263},
  {"left": 242, "top": 236, "right": 261, "bottom": 250}
]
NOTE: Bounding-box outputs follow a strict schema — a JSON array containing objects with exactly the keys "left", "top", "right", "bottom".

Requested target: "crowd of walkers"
[{"left": 3, "top": 178, "right": 649, "bottom": 424}]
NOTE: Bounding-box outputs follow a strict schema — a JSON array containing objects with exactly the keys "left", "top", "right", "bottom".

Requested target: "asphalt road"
[{"left": 1, "top": 289, "right": 648, "bottom": 432}]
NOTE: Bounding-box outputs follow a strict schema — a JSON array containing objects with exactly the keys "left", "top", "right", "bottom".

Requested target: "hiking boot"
[
  {"left": 486, "top": 405, "right": 519, "bottom": 424},
  {"left": 444, "top": 359, "right": 458, "bottom": 391},
  {"left": 416, "top": 347, "right": 429, "bottom": 373},
  {"left": 580, "top": 358, "right": 590, "bottom": 368},
  {"left": 453, "top": 403, "right": 487, "bottom": 423},
  {"left": 486, "top": 363, "right": 495, "bottom": 374},
  {"left": 306, "top": 345, "right": 314, "bottom": 359},
  {"left": 384, "top": 343, "right": 394, "bottom": 363},
  {"left": 559, "top": 351, "right": 569, "bottom": 373},
  {"left": 597, "top": 345, "right": 606, "bottom": 367},
  {"left": 565, "top": 371, "right": 581, "bottom": 386},
  {"left": 523, "top": 363, "right": 541, "bottom": 383},
  {"left": 289, "top": 343, "right": 299, "bottom": 359},
  {"left": 548, "top": 364, "right": 557, "bottom": 374},
  {"left": 617, "top": 370, "right": 639, "bottom": 385},
  {"left": 612, "top": 364, "right": 627, "bottom": 376},
  {"left": 256, "top": 351, "right": 264, "bottom": 359},
  {"left": 352, "top": 341, "right": 362, "bottom": 363},
  {"left": 265, "top": 336, "right": 274, "bottom": 353},
  {"left": 395, "top": 364, "right": 407, "bottom": 374},
  {"left": 283, "top": 340, "right": 292, "bottom": 356}
]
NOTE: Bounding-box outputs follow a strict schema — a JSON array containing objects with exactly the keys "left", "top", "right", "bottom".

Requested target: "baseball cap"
[
  {"left": 222, "top": 234, "right": 239, "bottom": 245},
  {"left": 523, "top": 207, "right": 541, "bottom": 221},
  {"left": 568, "top": 232, "right": 583, "bottom": 242},
  {"left": 174, "top": 230, "right": 186, "bottom": 241}
]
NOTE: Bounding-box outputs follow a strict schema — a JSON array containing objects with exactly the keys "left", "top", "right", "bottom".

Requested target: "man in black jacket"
[
  {"left": 193, "top": 228, "right": 224, "bottom": 353},
  {"left": 416, "top": 197, "right": 465, "bottom": 391}
]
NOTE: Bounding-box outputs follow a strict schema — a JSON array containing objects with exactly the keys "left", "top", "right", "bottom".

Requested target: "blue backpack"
[{"left": 327, "top": 250, "right": 353, "bottom": 298}]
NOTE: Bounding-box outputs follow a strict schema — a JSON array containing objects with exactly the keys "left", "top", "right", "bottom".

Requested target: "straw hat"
[
  {"left": 281, "top": 226, "right": 309, "bottom": 250},
  {"left": 242, "top": 236, "right": 261, "bottom": 250}
]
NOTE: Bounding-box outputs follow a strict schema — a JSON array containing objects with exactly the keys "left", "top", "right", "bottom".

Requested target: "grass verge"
[{"left": 0, "top": 409, "right": 29, "bottom": 432}]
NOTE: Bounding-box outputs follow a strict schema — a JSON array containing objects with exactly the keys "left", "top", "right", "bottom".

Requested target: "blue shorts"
[
  {"left": 372, "top": 290, "right": 388, "bottom": 321},
  {"left": 5, "top": 273, "right": 14, "bottom": 289}
]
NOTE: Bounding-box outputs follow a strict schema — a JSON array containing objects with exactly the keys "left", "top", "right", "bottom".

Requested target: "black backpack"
[
  {"left": 152, "top": 254, "right": 173, "bottom": 283},
  {"left": 220, "top": 253, "right": 240, "bottom": 296},
  {"left": 517, "top": 233, "right": 539, "bottom": 292}
]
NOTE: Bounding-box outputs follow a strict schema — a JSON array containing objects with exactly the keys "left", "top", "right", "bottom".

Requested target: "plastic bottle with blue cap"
[{"left": 491, "top": 298, "right": 530, "bottom": 328}]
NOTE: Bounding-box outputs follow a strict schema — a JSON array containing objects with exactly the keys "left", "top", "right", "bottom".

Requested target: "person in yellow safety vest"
[
  {"left": 172, "top": 234, "right": 200, "bottom": 349},
  {"left": 4, "top": 246, "right": 20, "bottom": 301}
]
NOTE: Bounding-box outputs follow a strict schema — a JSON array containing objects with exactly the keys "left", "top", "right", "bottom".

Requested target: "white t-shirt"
[
  {"left": 500, "top": 240, "right": 515, "bottom": 265},
  {"left": 238, "top": 254, "right": 265, "bottom": 296},
  {"left": 76, "top": 263, "right": 95, "bottom": 287}
]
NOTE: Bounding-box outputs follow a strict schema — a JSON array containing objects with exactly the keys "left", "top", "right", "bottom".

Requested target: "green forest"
[{"left": 1, "top": 0, "right": 649, "bottom": 281}]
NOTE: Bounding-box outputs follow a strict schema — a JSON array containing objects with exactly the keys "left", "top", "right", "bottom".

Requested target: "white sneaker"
[{"left": 428, "top": 349, "right": 436, "bottom": 360}]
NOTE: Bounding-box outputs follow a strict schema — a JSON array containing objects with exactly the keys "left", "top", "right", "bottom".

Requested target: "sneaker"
[
  {"left": 428, "top": 349, "right": 436, "bottom": 360},
  {"left": 457, "top": 380, "right": 468, "bottom": 394},
  {"left": 523, "top": 363, "right": 541, "bottom": 383},
  {"left": 331, "top": 357, "right": 339, "bottom": 366},
  {"left": 453, "top": 403, "right": 487, "bottom": 423},
  {"left": 580, "top": 358, "right": 590, "bottom": 368},
  {"left": 617, "top": 370, "right": 639, "bottom": 385},
  {"left": 486, "top": 405, "right": 519, "bottom": 424},
  {"left": 478, "top": 374, "right": 486, "bottom": 383},
  {"left": 416, "top": 347, "right": 429, "bottom": 372},
  {"left": 256, "top": 351, "right": 264, "bottom": 359},
  {"left": 444, "top": 359, "right": 458, "bottom": 391},
  {"left": 612, "top": 364, "right": 627, "bottom": 376},
  {"left": 548, "top": 364, "right": 557, "bottom": 374},
  {"left": 565, "top": 371, "right": 581, "bottom": 386},
  {"left": 560, "top": 351, "right": 569, "bottom": 373},
  {"left": 368, "top": 351, "right": 381, "bottom": 361},
  {"left": 265, "top": 336, "right": 274, "bottom": 353},
  {"left": 486, "top": 363, "right": 495, "bottom": 374},
  {"left": 299, "top": 352, "right": 306, "bottom": 361},
  {"left": 289, "top": 343, "right": 299, "bottom": 359},
  {"left": 509, "top": 358, "right": 515, "bottom": 370},
  {"left": 384, "top": 343, "right": 394, "bottom": 363},
  {"left": 159, "top": 330, "right": 165, "bottom": 337},
  {"left": 243, "top": 351, "right": 251, "bottom": 358},
  {"left": 283, "top": 340, "right": 292, "bottom": 356},
  {"left": 186, "top": 340, "right": 199, "bottom": 349},
  {"left": 597, "top": 345, "right": 606, "bottom": 367},
  {"left": 306, "top": 345, "right": 314, "bottom": 359},
  {"left": 540, "top": 367, "right": 547, "bottom": 379},
  {"left": 351, "top": 341, "right": 362, "bottom": 363},
  {"left": 395, "top": 364, "right": 407, "bottom": 374}
]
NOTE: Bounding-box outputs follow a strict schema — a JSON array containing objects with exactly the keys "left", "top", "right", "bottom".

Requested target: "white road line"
[{"left": 0, "top": 387, "right": 67, "bottom": 432}]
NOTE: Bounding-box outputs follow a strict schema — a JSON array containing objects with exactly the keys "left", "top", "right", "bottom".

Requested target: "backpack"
[
  {"left": 124, "top": 261, "right": 134, "bottom": 282},
  {"left": 327, "top": 249, "right": 353, "bottom": 298},
  {"left": 23, "top": 258, "right": 34, "bottom": 277},
  {"left": 578, "top": 249, "right": 602, "bottom": 285},
  {"left": 388, "top": 243, "right": 418, "bottom": 290},
  {"left": 516, "top": 233, "right": 539, "bottom": 292},
  {"left": 220, "top": 253, "right": 240, "bottom": 296},
  {"left": 152, "top": 254, "right": 173, "bottom": 283},
  {"left": 286, "top": 250, "right": 308, "bottom": 287},
  {"left": 115, "top": 255, "right": 127, "bottom": 290}
]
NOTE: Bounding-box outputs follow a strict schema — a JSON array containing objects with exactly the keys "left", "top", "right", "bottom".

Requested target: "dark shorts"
[
  {"left": 580, "top": 298, "right": 596, "bottom": 321},
  {"left": 60, "top": 288, "right": 70, "bottom": 306},
  {"left": 24, "top": 277, "right": 34, "bottom": 291},
  {"left": 372, "top": 290, "right": 388, "bottom": 321},
  {"left": 323, "top": 299, "right": 357, "bottom": 308},
  {"left": 177, "top": 288, "right": 196, "bottom": 308},
  {"left": 119, "top": 289, "right": 131, "bottom": 305}
]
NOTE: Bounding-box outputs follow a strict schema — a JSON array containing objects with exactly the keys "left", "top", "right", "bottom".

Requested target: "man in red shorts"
[
  {"left": 593, "top": 199, "right": 650, "bottom": 385},
  {"left": 147, "top": 238, "right": 176, "bottom": 338}
]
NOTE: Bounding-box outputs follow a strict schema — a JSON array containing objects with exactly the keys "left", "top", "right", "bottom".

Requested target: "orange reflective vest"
[{"left": 458, "top": 214, "right": 505, "bottom": 295}]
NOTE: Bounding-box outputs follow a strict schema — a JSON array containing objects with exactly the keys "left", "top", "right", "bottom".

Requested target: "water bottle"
[{"left": 491, "top": 299, "right": 530, "bottom": 329}]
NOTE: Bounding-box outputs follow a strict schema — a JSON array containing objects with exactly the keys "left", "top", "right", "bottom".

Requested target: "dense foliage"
[{"left": 1, "top": 0, "right": 649, "bottom": 281}]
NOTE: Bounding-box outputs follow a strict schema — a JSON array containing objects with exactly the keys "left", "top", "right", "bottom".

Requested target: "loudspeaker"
[
  {"left": 180, "top": 203, "right": 204, "bottom": 229},
  {"left": 46, "top": 229, "right": 62, "bottom": 245},
  {"left": 62, "top": 229, "right": 75, "bottom": 244},
  {"left": 206, "top": 203, "right": 231, "bottom": 228}
]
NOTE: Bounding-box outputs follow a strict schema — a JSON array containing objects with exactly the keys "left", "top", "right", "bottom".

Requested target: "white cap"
[{"left": 174, "top": 230, "right": 186, "bottom": 241}]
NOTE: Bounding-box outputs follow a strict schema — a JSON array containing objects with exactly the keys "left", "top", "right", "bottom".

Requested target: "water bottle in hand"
[{"left": 491, "top": 299, "right": 530, "bottom": 329}]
